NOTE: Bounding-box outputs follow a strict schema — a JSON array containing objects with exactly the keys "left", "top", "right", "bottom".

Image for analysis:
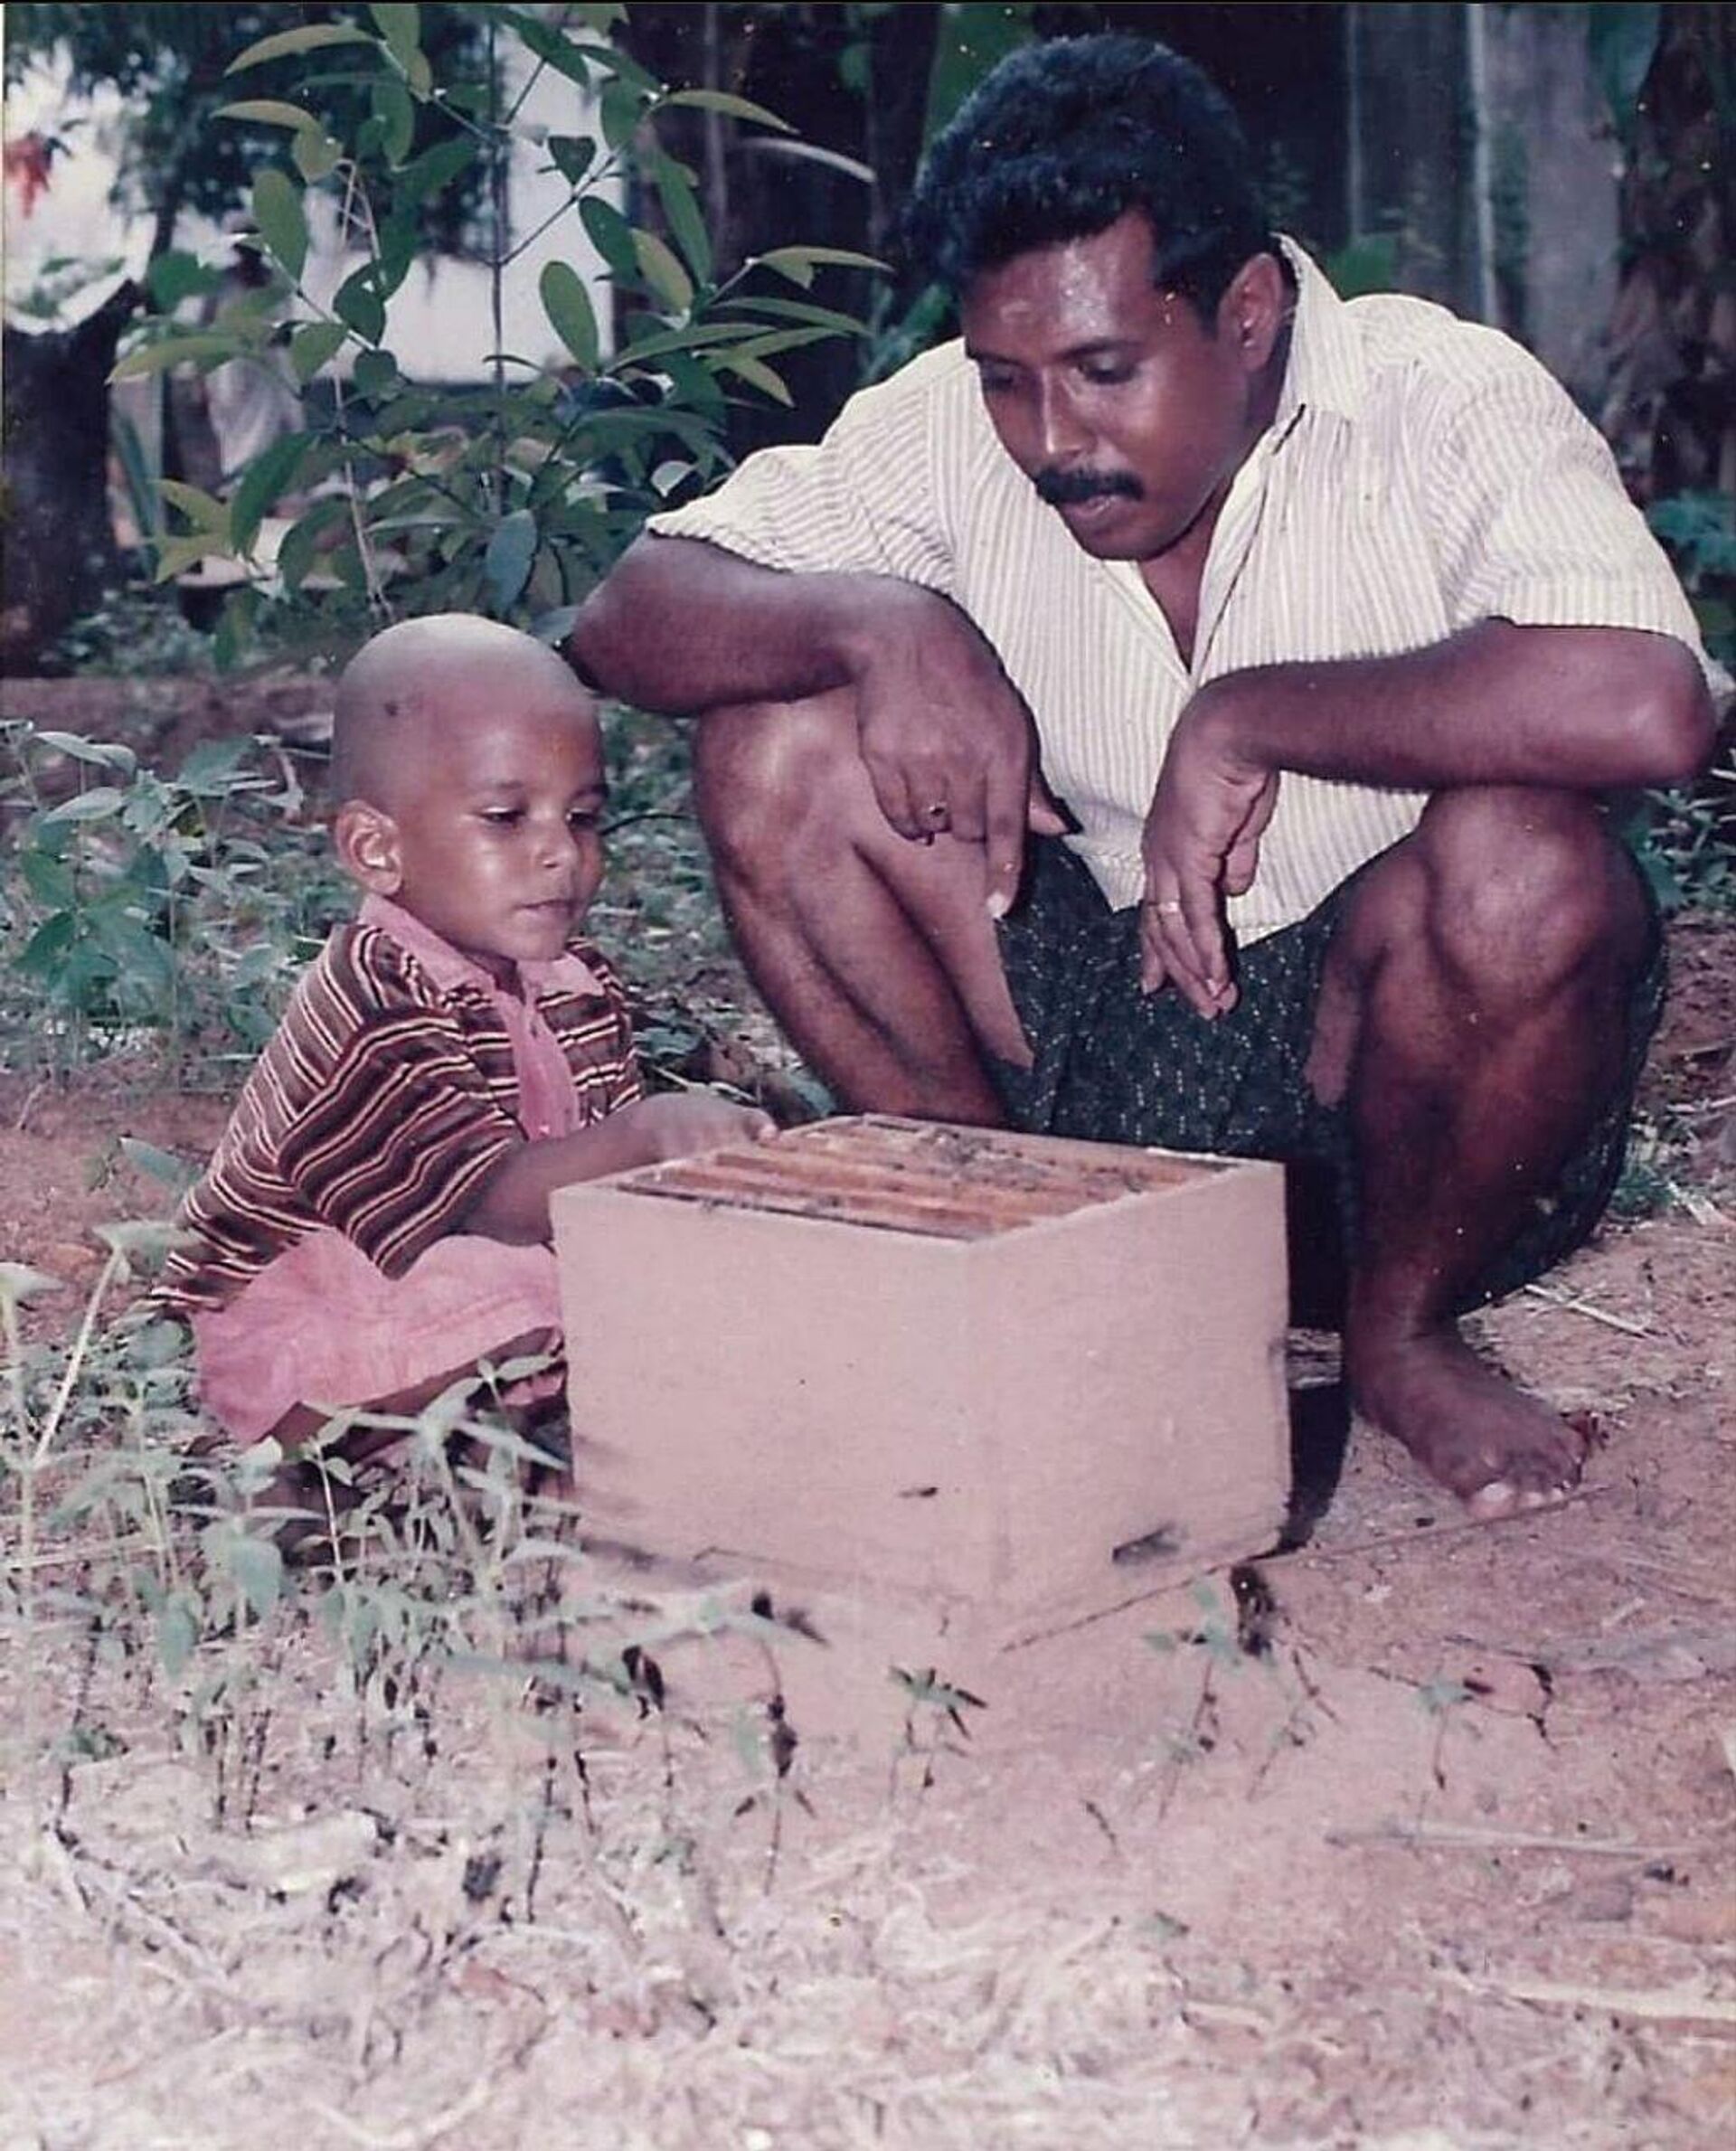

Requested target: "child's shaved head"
[{"left": 330, "top": 613, "right": 596, "bottom": 811}]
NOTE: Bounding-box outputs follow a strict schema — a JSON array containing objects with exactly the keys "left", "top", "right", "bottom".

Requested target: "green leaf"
[
  {"left": 16, "top": 912, "right": 79, "bottom": 980},
  {"left": 600, "top": 79, "right": 646, "bottom": 151},
  {"left": 150, "top": 533, "right": 237, "bottom": 584},
  {"left": 484, "top": 508, "right": 539, "bottom": 612},
  {"left": 353, "top": 348, "right": 399, "bottom": 397},
  {"left": 715, "top": 349, "right": 793, "bottom": 406},
  {"left": 118, "top": 1137, "right": 198, "bottom": 1194},
  {"left": 755, "top": 244, "right": 888, "bottom": 288},
  {"left": 292, "top": 128, "right": 344, "bottom": 184},
  {"left": 540, "top": 260, "right": 599, "bottom": 372},
  {"left": 506, "top": 13, "right": 600, "bottom": 90},
  {"left": 178, "top": 733, "right": 255, "bottom": 792},
  {"left": 231, "top": 432, "right": 311, "bottom": 559},
  {"left": 252, "top": 169, "right": 308, "bottom": 284},
  {"left": 158, "top": 481, "right": 231, "bottom": 532},
  {"left": 334, "top": 266, "right": 387, "bottom": 344},
  {"left": 40, "top": 787, "right": 128, "bottom": 826},
  {"left": 289, "top": 319, "right": 348, "bottom": 383},
  {"left": 661, "top": 87, "right": 795, "bottom": 135},
  {"left": 215, "top": 98, "right": 323, "bottom": 132},
  {"left": 157, "top": 1598, "right": 199, "bottom": 1680},
  {"left": 633, "top": 229, "right": 693, "bottom": 315},
  {"left": 0, "top": 1263, "right": 66, "bottom": 1307},
  {"left": 580, "top": 194, "right": 639, "bottom": 286},
  {"left": 20, "top": 849, "right": 75, "bottom": 909},
  {"left": 548, "top": 135, "right": 596, "bottom": 189},
  {"left": 278, "top": 496, "right": 352, "bottom": 593},
  {"left": 31, "top": 732, "right": 137, "bottom": 770},
  {"left": 228, "top": 1533, "right": 285, "bottom": 1620},
  {"left": 144, "top": 250, "right": 222, "bottom": 310},
  {"left": 371, "top": 2, "right": 421, "bottom": 68},
  {"left": 650, "top": 151, "right": 712, "bottom": 287},
  {"left": 225, "top": 23, "right": 378, "bottom": 74},
  {"left": 110, "top": 335, "right": 241, "bottom": 382},
  {"left": 373, "top": 76, "right": 415, "bottom": 166},
  {"left": 397, "top": 135, "right": 477, "bottom": 204}
]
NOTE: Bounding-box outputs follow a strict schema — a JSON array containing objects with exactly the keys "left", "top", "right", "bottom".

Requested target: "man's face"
[{"left": 960, "top": 209, "right": 1270, "bottom": 565}]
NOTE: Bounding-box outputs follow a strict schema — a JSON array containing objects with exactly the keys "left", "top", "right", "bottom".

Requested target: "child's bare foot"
[{"left": 1346, "top": 1325, "right": 1590, "bottom": 1518}]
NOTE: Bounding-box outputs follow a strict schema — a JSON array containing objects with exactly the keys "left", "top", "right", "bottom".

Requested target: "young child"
[{"left": 158, "top": 611, "right": 771, "bottom": 1457}]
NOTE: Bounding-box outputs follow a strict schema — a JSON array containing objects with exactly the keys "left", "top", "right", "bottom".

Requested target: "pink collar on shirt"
[{"left": 356, "top": 893, "right": 605, "bottom": 1002}]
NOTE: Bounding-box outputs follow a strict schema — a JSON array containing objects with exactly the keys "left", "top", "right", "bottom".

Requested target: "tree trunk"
[
  {"left": 0, "top": 280, "right": 141, "bottom": 674},
  {"left": 1599, "top": 2, "right": 1735, "bottom": 502}
]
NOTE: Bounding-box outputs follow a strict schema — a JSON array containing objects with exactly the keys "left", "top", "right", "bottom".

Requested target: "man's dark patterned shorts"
[{"left": 987, "top": 837, "right": 1665, "bottom": 1312}]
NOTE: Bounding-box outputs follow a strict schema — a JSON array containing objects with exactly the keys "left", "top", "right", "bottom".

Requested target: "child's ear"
[{"left": 333, "top": 800, "right": 403, "bottom": 895}]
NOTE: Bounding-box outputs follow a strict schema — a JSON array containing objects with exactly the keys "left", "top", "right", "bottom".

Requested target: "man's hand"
[
  {"left": 1139, "top": 692, "right": 1278, "bottom": 1018},
  {"left": 854, "top": 585, "right": 1068, "bottom": 919}
]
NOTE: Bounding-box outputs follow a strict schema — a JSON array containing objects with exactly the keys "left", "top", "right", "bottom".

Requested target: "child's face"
[{"left": 380, "top": 685, "right": 608, "bottom": 986}]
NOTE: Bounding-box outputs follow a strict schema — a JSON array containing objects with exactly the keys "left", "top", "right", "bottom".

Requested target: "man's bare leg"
[
  {"left": 1307, "top": 787, "right": 1653, "bottom": 1515},
  {"left": 693, "top": 690, "right": 1031, "bottom": 1121},
  {"left": 700, "top": 702, "right": 1652, "bottom": 1514}
]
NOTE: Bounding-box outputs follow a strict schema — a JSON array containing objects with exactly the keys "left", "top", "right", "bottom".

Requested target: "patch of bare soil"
[
  {"left": 0, "top": 920, "right": 1731, "bottom": 2151},
  {"left": 1, "top": 667, "right": 335, "bottom": 776}
]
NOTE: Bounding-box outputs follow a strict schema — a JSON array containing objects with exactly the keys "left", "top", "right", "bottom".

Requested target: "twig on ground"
[
  {"left": 1326, "top": 1818, "right": 1709, "bottom": 1858},
  {"left": 1521, "top": 1283, "right": 1653, "bottom": 1337},
  {"left": 1278, "top": 1485, "right": 1614, "bottom": 1567},
  {"left": 304, "top": 2067, "right": 502, "bottom": 2151},
  {"left": 1452, "top": 1973, "right": 1736, "bottom": 2026}
]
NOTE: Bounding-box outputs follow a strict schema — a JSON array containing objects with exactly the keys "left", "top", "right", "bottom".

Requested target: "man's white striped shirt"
[{"left": 652, "top": 242, "right": 1722, "bottom": 941}]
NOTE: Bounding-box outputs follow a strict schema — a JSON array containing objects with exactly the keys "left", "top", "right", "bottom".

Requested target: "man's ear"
[
  {"left": 333, "top": 799, "right": 403, "bottom": 895},
  {"left": 1219, "top": 252, "right": 1288, "bottom": 373}
]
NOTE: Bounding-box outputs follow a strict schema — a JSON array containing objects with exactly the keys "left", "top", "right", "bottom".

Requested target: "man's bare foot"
[{"left": 1346, "top": 1325, "right": 1590, "bottom": 1518}]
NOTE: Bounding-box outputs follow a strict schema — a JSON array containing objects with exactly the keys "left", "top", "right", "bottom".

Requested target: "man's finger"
[
  {"left": 1138, "top": 904, "right": 1171, "bottom": 995},
  {"left": 1026, "top": 769, "right": 1070, "bottom": 836},
  {"left": 863, "top": 752, "right": 930, "bottom": 844},
  {"left": 1224, "top": 773, "right": 1278, "bottom": 896},
  {"left": 1147, "top": 901, "right": 1220, "bottom": 1016},
  {"left": 983, "top": 755, "right": 1028, "bottom": 920}
]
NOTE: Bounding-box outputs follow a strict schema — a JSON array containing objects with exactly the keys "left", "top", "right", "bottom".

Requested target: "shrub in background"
[{"left": 112, "top": 2, "right": 881, "bottom": 653}]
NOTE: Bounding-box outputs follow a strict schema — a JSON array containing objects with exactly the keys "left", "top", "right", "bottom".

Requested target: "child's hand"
[{"left": 621, "top": 1090, "right": 776, "bottom": 1162}]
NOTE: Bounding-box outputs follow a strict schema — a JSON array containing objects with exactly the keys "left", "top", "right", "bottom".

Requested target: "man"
[{"left": 571, "top": 36, "right": 1722, "bottom": 1519}]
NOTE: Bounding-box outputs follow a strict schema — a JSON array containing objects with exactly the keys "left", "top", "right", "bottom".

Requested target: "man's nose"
[{"left": 1035, "top": 377, "right": 1089, "bottom": 461}]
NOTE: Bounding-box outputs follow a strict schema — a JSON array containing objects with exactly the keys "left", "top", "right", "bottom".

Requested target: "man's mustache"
[{"left": 1034, "top": 467, "right": 1145, "bottom": 507}]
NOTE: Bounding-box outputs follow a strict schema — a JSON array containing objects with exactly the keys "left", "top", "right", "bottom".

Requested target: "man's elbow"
[
  {"left": 568, "top": 557, "right": 640, "bottom": 697},
  {"left": 1628, "top": 640, "right": 1719, "bottom": 784}
]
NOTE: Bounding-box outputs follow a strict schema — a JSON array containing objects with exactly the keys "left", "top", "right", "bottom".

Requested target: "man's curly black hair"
[{"left": 899, "top": 34, "right": 1276, "bottom": 318}]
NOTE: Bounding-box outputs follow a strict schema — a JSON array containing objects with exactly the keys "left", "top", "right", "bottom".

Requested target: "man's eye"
[
  {"left": 1080, "top": 361, "right": 1134, "bottom": 386},
  {"left": 976, "top": 368, "right": 1018, "bottom": 396}
]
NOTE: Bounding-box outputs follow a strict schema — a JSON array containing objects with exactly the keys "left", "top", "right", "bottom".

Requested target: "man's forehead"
[{"left": 961, "top": 214, "right": 1184, "bottom": 348}]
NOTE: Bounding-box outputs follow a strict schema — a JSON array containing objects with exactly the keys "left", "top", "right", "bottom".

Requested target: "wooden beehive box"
[{"left": 552, "top": 1116, "right": 1288, "bottom": 1735}]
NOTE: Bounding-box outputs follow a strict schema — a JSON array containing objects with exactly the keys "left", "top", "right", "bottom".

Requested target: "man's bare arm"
[
  {"left": 571, "top": 534, "right": 878, "bottom": 713},
  {"left": 571, "top": 533, "right": 1065, "bottom": 915},
  {"left": 1142, "top": 622, "right": 1718, "bottom": 1014},
  {"left": 1194, "top": 622, "right": 1715, "bottom": 794}
]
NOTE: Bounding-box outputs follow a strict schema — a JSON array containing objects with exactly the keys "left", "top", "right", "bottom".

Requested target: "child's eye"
[
  {"left": 478, "top": 807, "right": 524, "bottom": 827},
  {"left": 568, "top": 809, "right": 602, "bottom": 831}
]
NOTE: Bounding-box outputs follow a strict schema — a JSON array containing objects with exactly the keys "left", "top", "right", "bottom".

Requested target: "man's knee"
[
  {"left": 1410, "top": 786, "right": 1648, "bottom": 995},
  {"left": 692, "top": 686, "right": 859, "bottom": 877}
]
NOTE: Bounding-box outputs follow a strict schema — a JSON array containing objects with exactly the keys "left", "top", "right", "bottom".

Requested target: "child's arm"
[{"left": 458, "top": 1091, "right": 774, "bottom": 1244}]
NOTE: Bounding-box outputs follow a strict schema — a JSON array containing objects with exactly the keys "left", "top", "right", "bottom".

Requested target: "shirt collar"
[
  {"left": 1273, "top": 236, "right": 1369, "bottom": 430},
  {"left": 358, "top": 893, "right": 604, "bottom": 1000}
]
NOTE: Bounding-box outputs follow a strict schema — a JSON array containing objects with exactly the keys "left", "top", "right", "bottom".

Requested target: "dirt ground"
[{"left": 0, "top": 892, "right": 1731, "bottom": 2146}]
